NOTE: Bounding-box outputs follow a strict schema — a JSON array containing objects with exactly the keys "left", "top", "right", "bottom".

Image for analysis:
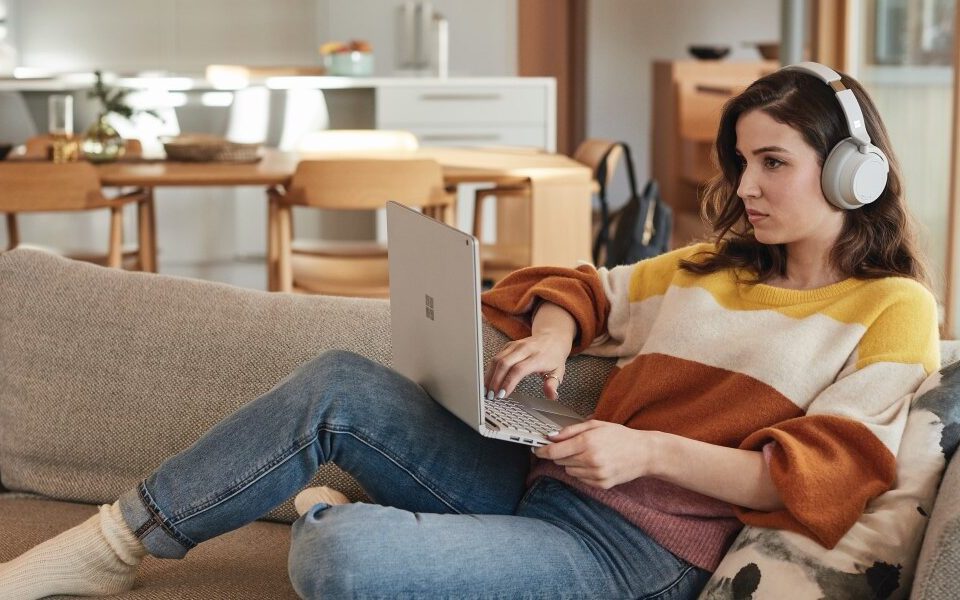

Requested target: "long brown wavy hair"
[{"left": 679, "top": 67, "right": 931, "bottom": 288}]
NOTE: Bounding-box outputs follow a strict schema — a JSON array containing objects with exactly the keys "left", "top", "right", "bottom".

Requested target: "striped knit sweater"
[{"left": 480, "top": 243, "right": 940, "bottom": 571}]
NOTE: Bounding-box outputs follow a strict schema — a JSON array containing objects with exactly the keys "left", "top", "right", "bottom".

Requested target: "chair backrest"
[
  {"left": 23, "top": 135, "right": 143, "bottom": 159},
  {"left": 573, "top": 138, "right": 623, "bottom": 191},
  {"left": 298, "top": 129, "right": 419, "bottom": 153},
  {"left": 285, "top": 158, "right": 450, "bottom": 212},
  {"left": 0, "top": 162, "right": 104, "bottom": 212}
]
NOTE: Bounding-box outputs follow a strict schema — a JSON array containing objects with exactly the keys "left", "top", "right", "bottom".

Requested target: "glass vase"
[{"left": 81, "top": 114, "right": 125, "bottom": 163}]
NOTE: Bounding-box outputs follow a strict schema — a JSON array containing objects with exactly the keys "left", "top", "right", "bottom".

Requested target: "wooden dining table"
[{"left": 95, "top": 146, "right": 594, "bottom": 272}]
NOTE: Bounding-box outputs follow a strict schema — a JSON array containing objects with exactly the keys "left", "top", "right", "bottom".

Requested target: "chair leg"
[
  {"left": 107, "top": 206, "right": 123, "bottom": 268},
  {"left": 5, "top": 213, "right": 18, "bottom": 250},
  {"left": 277, "top": 204, "right": 293, "bottom": 293},
  {"left": 136, "top": 193, "right": 157, "bottom": 273},
  {"left": 267, "top": 196, "right": 279, "bottom": 291},
  {"left": 146, "top": 188, "right": 158, "bottom": 271}
]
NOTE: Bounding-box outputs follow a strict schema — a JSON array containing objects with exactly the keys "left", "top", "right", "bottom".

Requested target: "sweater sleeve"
[
  {"left": 480, "top": 264, "right": 610, "bottom": 354},
  {"left": 734, "top": 284, "right": 941, "bottom": 548}
]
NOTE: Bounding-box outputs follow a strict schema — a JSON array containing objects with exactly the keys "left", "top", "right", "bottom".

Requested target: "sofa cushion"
[
  {"left": 0, "top": 495, "right": 299, "bottom": 599},
  {"left": 700, "top": 348, "right": 960, "bottom": 600},
  {"left": 0, "top": 249, "right": 615, "bottom": 523}
]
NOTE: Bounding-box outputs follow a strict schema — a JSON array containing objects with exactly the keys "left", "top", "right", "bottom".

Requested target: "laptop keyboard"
[{"left": 485, "top": 398, "right": 555, "bottom": 435}]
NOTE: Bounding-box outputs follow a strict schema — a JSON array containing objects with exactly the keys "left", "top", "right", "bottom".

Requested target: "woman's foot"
[
  {"left": 294, "top": 486, "right": 351, "bottom": 516},
  {"left": 0, "top": 502, "right": 145, "bottom": 600}
]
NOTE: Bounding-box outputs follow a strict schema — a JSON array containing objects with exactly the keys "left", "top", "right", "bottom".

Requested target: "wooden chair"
[
  {"left": 267, "top": 158, "right": 454, "bottom": 297},
  {"left": 12, "top": 136, "right": 157, "bottom": 272},
  {"left": 0, "top": 162, "right": 155, "bottom": 271},
  {"left": 472, "top": 138, "right": 623, "bottom": 280}
]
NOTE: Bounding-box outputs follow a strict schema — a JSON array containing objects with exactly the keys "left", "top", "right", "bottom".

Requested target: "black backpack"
[{"left": 593, "top": 142, "right": 672, "bottom": 268}]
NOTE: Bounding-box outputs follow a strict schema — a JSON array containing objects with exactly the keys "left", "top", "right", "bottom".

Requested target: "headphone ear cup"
[{"left": 821, "top": 138, "right": 890, "bottom": 210}]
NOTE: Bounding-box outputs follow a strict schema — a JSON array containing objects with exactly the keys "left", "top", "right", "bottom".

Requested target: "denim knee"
[
  {"left": 299, "top": 349, "right": 384, "bottom": 389},
  {"left": 287, "top": 506, "right": 375, "bottom": 599}
]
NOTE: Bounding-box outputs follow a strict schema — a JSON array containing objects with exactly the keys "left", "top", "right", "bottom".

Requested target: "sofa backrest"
[{"left": 0, "top": 249, "right": 614, "bottom": 511}]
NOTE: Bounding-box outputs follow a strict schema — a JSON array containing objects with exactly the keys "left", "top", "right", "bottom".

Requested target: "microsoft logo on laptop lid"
[{"left": 425, "top": 294, "right": 435, "bottom": 321}]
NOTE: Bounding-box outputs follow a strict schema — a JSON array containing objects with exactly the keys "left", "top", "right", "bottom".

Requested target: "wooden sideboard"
[{"left": 652, "top": 60, "right": 779, "bottom": 247}]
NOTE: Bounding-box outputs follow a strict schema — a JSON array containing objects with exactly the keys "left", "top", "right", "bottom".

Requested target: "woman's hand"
[
  {"left": 484, "top": 302, "right": 578, "bottom": 401},
  {"left": 533, "top": 421, "right": 656, "bottom": 489},
  {"left": 484, "top": 332, "right": 571, "bottom": 400}
]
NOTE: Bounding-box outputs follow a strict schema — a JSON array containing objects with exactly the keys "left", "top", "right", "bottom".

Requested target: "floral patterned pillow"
[{"left": 699, "top": 358, "right": 960, "bottom": 600}]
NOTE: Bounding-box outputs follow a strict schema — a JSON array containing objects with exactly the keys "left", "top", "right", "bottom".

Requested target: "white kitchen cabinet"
[{"left": 375, "top": 80, "right": 555, "bottom": 151}]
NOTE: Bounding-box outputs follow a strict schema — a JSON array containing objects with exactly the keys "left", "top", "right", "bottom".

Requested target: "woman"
[{"left": 1, "top": 63, "right": 939, "bottom": 600}]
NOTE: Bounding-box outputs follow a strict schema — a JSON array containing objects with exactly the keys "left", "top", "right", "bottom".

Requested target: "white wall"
[
  {"left": 13, "top": 0, "right": 319, "bottom": 72},
  {"left": 586, "top": 0, "right": 779, "bottom": 201}
]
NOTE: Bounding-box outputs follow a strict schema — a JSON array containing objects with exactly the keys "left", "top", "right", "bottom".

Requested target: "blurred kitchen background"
[{"left": 0, "top": 0, "right": 958, "bottom": 335}]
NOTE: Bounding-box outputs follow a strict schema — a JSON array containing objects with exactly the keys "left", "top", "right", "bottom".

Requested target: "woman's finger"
[
  {"left": 541, "top": 365, "right": 566, "bottom": 400},
  {"left": 562, "top": 466, "right": 602, "bottom": 481},
  {"left": 498, "top": 355, "right": 551, "bottom": 398},
  {"left": 546, "top": 419, "right": 604, "bottom": 442},
  {"left": 485, "top": 344, "right": 532, "bottom": 396}
]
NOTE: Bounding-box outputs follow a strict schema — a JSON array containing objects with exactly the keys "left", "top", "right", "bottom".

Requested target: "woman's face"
[{"left": 734, "top": 109, "right": 844, "bottom": 251}]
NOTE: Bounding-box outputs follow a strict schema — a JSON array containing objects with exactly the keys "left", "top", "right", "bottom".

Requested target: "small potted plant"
[{"left": 83, "top": 70, "right": 160, "bottom": 162}]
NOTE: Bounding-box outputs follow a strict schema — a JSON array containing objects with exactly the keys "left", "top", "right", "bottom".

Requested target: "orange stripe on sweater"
[{"left": 592, "top": 353, "right": 804, "bottom": 446}]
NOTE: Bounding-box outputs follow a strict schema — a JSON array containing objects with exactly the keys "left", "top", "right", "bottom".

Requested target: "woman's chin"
[{"left": 754, "top": 235, "right": 789, "bottom": 247}]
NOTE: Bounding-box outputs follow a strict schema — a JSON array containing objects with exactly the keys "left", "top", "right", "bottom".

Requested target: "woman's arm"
[
  {"left": 535, "top": 421, "right": 784, "bottom": 512},
  {"left": 650, "top": 430, "right": 784, "bottom": 511}
]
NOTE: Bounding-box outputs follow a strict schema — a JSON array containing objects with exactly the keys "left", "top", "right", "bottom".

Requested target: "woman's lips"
[{"left": 746, "top": 210, "right": 768, "bottom": 223}]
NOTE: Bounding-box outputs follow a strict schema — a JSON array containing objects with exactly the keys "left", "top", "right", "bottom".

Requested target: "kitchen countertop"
[{"left": 0, "top": 73, "right": 555, "bottom": 93}]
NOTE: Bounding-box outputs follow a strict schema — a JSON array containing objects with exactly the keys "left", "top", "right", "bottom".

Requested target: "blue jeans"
[{"left": 118, "top": 350, "right": 710, "bottom": 599}]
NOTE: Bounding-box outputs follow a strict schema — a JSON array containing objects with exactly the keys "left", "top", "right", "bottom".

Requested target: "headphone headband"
[
  {"left": 776, "top": 62, "right": 889, "bottom": 210},
  {"left": 782, "top": 62, "right": 871, "bottom": 147}
]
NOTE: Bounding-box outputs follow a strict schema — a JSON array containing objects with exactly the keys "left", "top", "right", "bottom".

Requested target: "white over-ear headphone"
[{"left": 782, "top": 62, "right": 890, "bottom": 210}]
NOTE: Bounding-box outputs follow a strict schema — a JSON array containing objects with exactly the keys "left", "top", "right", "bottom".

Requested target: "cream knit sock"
[
  {"left": 294, "top": 486, "right": 351, "bottom": 516},
  {"left": 0, "top": 501, "right": 146, "bottom": 600}
]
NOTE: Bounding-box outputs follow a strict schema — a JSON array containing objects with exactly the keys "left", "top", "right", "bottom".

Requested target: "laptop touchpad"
[{"left": 533, "top": 410, "right": 582, "bottom": 428}]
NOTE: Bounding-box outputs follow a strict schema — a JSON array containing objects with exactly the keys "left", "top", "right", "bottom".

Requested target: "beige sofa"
[{"left": 0, "top": 248, "right": 957, "bottom": 599}]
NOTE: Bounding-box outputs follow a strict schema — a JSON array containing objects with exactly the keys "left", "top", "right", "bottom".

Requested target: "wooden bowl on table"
[{"left": 161, "top": 134, "right": 262, "bottom": 162}]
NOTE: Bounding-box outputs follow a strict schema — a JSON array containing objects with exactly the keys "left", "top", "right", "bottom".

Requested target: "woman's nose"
[{"left": 737, "top": 167, "right": 760, "bottom": 199}]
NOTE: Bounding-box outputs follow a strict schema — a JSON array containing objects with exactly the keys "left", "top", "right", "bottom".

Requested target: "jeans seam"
[
  {"left": 318, "top": 423, "right": 464, "bottom": 514},
  {"left": 640, "top": 565, "right": 696, "bottom": 600},
  {"left": 170, "top": 433, "right": 321, "bottom": 525},
  {"left": 137, "top": 482, "right": 198, "bottom": 550}
]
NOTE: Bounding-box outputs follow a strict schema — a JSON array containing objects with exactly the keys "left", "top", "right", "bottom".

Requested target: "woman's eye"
[{"left": 763, "top": 157, "right": 783, "bottom": 169}]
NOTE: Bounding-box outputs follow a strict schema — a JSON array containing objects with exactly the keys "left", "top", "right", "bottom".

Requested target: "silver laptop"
[{"left": 386, "top": 201, "right": 585, "bottom": 447}]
